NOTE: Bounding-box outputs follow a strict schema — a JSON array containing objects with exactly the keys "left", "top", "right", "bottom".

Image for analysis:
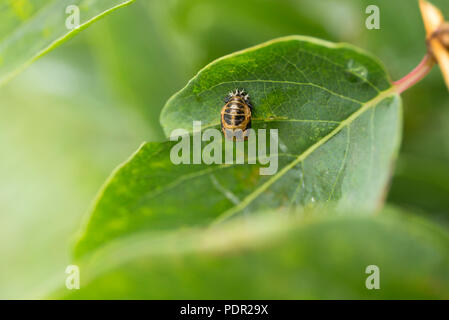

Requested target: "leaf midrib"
[
  {"left": 212, "top": 87, "right": 398, "bottom": 225},
  {"left": 197, "top": 79, "right": 364, "bottom": 104},
  {"left": 133, "top": 153, "right": 300, "bottom": 208},
  {"left": 173, "top": 78, "right": 368, "bottom": 134}
]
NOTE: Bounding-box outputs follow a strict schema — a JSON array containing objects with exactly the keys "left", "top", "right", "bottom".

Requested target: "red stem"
[{"left": 393, "top": 54, "right": 436, "bottom": 93}]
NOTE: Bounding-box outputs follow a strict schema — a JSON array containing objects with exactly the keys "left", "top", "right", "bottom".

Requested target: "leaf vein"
[
  {"left": 212, "top": 89, "right": 397, "bottom": 225},
  {"left": 198, "top": 79, "right": 364, "bottom": 105}
]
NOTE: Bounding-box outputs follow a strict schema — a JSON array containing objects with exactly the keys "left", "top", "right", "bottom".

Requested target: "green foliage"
[
  {"left": 75, "top": 37, "right": 402, "bottom": 261},
  {"left": 0, "top": 0, "right": 135, "bottom": 86},
  {"left": 61, "top": 208, "right": 449, "bottom": 299},
  {"left": 318, "top": 0, "right": 449, "bottom": 220},
  {"left": 1, "top": 0, "right": 449, "bottom": 300},
  {"left": 0, "top": 0, "right": 141, "bottom": 299}
]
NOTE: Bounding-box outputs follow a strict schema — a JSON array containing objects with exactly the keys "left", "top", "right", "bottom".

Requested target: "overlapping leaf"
[{"left": 62, "top": 209, "right": 449, "bottom": 299}]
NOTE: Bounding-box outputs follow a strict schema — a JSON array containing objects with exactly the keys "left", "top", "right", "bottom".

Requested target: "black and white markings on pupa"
[{"left": 220, "top": 89, "right": 252, "bottom": 140}]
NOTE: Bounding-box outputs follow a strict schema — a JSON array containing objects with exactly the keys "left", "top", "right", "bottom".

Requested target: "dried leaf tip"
[{"left": 420, "top": 0, "right": 449, "bottom": 90}]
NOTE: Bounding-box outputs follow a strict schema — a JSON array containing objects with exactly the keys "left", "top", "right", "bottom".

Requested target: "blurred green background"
[{"left": 1, "top": 0, "right": 448, "bottom": 299}]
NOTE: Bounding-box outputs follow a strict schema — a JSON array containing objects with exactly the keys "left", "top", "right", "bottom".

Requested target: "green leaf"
[
  {"left": 74, "top": 36, "right": 402, "bottom": 257},
  {"left": 0, "top": 0, "right": 135, "bottom": 86},
  {"left": 61, "top": 209, "right": 449, "bottom": 299}
]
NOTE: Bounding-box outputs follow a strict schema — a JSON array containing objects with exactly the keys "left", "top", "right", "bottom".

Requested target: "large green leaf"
[
  {"left": 74, "top": 36, "right": 402, "bottom": 257},
  {"left": 0, "top": 0, "right": 135, "bottom": 86},
  {"left": 61, "top": 209, "right": 449, "bottom": 299}
]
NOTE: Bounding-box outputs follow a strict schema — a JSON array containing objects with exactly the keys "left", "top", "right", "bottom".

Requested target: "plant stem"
[{"left": 393, "top": 54, "right": 436, "bottom": 94}]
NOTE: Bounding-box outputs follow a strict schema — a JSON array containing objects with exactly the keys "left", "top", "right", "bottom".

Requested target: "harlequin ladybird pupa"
[{"left": 221, "top": 89, "right": 252, "bottom": 140}]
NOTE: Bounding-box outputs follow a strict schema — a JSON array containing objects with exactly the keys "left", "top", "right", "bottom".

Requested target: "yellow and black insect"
[{"left": 221, "top": 89, "right": 252, "bottom": 140}]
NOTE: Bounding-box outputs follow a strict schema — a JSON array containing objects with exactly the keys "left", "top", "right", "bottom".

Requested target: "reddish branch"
[{"left": 393, "top": 54, "right": 436, "bottom": 94}]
